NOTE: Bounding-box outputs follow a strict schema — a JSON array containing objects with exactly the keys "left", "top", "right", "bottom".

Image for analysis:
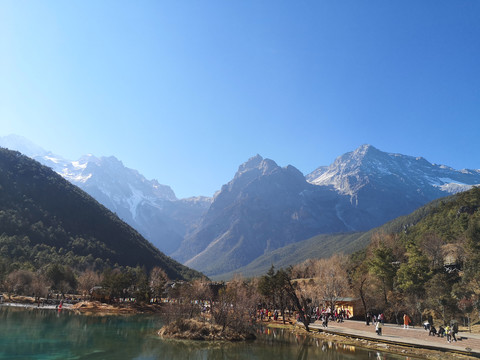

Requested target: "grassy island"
[{"left": 158, "top": 318, "right": 256, "bottom": 341}]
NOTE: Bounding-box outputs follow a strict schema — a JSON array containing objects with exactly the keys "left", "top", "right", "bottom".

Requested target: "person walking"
[
  {"left": 366, "top": 312, "right": 371, "bottom": 326},
  {"left": 451, "top": 322, "right": 458, "bottom": 342},
  {"left": 403, "top": 314, "right": 411, "bottom": 329},
  {"left": 446, "top": 325, "right": 452, "bottom": 342}
]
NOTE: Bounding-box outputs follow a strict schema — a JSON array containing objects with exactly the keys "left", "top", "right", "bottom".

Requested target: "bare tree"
[
  {"left": 313, "top": 254, "right": 350, "bottom": 311},
  {"left": 5, "top": 270, "right": 34, "bottom": 296},
  {"left": 77, "top": 270, "right": 103, "bottom": 299},
  {"left": 283, "top": 274, "right": 312, "bottom": 332},
  {"left": 291, "top": 259, "right": 317, "bottom": 279},
  {"left": 149, "top": 267, "right": 169, "bottom": 301},
  {"left": 185, "top": 278, "right": 212, "bottom": 319},
  {"left": 31, "top": 272, "right": 50, "bottom": 300},
  {"left": 420, "top": 233, "right": 445, "bottom": 270},
  {"left": 57, "top": 280, "right": 72, "bottom": 296},
  {"left": 212, "top": 275, "right": 258, "bottom": 333}
]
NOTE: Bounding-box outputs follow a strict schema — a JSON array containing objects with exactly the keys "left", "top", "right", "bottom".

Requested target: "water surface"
[{"left": 0, "top": 306, "right": 416, "bottom": 360}]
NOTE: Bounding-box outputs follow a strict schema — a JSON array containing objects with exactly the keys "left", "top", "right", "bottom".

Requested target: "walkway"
[{"left": 309, "top": 320, "right": 480, "bottom": 358}]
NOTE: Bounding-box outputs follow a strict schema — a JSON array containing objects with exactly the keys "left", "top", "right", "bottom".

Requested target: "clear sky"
[{"left": 1, "top": 1, "right": 479, "bottom": 198}]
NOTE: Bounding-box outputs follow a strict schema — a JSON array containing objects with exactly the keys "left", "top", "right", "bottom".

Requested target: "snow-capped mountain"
[
  {"left": 307, "top": 144, "right": 480, "bottom": 196},
  {"left": 174, "top": 145, "right": 480, "bottom": 276},
  {"left": 0, "top": 135, "right": 211, "bottom": 254},
  {"left": 3, "top": 135, "right": 480, "bottom": 277},
  {"left": 306, "top": 144, "right": 480, "bottom": 230}
]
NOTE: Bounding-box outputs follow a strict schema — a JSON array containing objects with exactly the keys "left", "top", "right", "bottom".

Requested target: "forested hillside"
[
  {"left": 227, "top": 187, "right": 478, "bottom": 280},
  {"left": 0, "top": 148, "right": 201, "bottom": 282},
  {"left": 272, "top": 187, "right": 480, "bottom": 327},
  {"left": 338, "top": 187, "right": 480, "bottom": 324}
]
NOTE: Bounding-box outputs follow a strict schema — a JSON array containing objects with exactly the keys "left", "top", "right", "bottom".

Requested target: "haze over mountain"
[
  {"left": 173, "top": 155, "right": 351, "bottom": 275},
  {"left": 220, "top": 185, "right": 480, "bottom": 281},
  {"left": 3, "top": 135, "right": 480, "bottom": 278},
  {"left": 175, "top": 146, "right": 480, "bottom": 276},
  {"left": 0, "top": 135, "right": 211, "bottom": 255},
  {"left": 0, "top": 146, "right": 201, "bottom": 280}
]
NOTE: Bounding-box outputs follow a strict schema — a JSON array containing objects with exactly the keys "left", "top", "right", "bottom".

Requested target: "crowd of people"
[
  {"left": 258, "top": 308, "right": 281, "bottom": 321},
  {"left": 369, "top": 312, "right": 461, "bottom": 343},
  {"left": 259, "top": 305, "right": 462, "bottom": 346},
  {"left": 423, "top": 318, "right": 459, "bottom": 343},
  {"left": 257, "top": 306, "right": 352, "bottom": 326}
]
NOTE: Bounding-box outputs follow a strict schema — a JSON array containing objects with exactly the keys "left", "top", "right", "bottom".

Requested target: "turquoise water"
[{"left": 0, "top": 306, "right": 415, "bottom": 360}]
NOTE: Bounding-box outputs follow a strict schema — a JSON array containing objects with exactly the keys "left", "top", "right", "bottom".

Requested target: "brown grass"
[
  {"left": 158, "top": 318, "right": 256, "bottom": 341},
  {"left": 71, "top": 301, "right": 162, "bottom": 315}
]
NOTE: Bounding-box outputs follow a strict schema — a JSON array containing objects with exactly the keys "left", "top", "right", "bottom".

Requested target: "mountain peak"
[
  {"left": 235, "top": 155, "right": 283, "bottom": 179},
  {"left": 78, "top": 154, "right": 100, "bottom": 164},
  {"left": 239, "top": 154, "right": 264, "bottom": 172},
  {"left": 259, "top": 158, "right": 279, "bottom": 174},
  {"left": 351, "top": 144, "right": 383, "bottom": 159},
  {"left": 355, "top": 143, "right": 377, "bottom": 153},
  {"left": 329, "top": 144, "right": 389, "bottom": 170}
]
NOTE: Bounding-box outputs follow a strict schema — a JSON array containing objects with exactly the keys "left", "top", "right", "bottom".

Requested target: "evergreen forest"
[
  {"left": 0, "top": 147, "right": 201, "bottom": 298},
  {"left": 285, "top": 186, "right": 480, "bottom": 327}
]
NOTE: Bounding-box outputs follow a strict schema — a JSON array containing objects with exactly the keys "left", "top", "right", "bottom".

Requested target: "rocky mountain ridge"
[
  {"left": 307, "top": 144, "right": 479, "bottom": 196},
  {"left": 0, "top": 135, "right": 210, "bottom": 255},
  {"left": 3, "top": 135, "right": 480, "bottom": 277},
  {"left": 172, "top": 155, "right": 351, "bottom": 275},
  {"left": 175, "top": 145, "right": 480, "bottom": 276}
]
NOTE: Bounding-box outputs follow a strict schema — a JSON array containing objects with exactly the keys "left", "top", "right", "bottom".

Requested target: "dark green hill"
[
  {"left": 216, "top": 187, "right": 480, "bottom": 280},
  {"left": 0, "top": 148, "right": 202, "bottom": 280},
  {"left": 396, "top": 186, "right": 480, "bottom": 242}
]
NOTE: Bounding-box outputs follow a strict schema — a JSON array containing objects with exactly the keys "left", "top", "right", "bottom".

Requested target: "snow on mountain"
[
  {"left": 307, "top": 144, "right": 480, "bottom": 197},
  {"left": 182, "top": 145, "right": 480, "bottom": 277},
  {"left": 3, "top": 135, "right": 480, "bottom": 277},
  {"left": 0, "top": 135, "right": 210, "bottom": 254},
  {"left": 0, "top": 136, "right": 178, "bottom": 212}
]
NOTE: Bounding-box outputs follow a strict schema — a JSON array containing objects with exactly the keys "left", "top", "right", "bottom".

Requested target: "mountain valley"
[
  {"left": 2, "top": 135, "right": 479, "bottom": 278},
  {"left": 0, "top": 147, "right": 201, "bottom": 280}
]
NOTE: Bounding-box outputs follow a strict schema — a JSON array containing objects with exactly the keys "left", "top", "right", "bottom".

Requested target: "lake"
[{"left": 0, "top": 306, "right": 416, "bottom": 359}]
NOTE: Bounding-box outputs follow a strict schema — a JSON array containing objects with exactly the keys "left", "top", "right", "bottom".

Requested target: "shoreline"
[
  {"left": 0, "top": 302, "right": 73, "bottom": 310},
  {"left": 0, "top": 299, "right": 159, "bottom": 315},
  {"left": 1, "top": 300, "right": 477, "bottom": 359},
  {"left": 267, "top": 319, "right": 480, "bottom": 360}
]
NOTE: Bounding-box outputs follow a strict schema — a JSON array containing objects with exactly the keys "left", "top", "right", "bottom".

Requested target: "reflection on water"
[{"left": 0, "top": 306, "right": 416, "bottom": 360}]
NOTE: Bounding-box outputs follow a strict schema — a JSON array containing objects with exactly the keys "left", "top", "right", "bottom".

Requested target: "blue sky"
[{"left": 1, "top": 1, "right": 479, "bottom": 198}]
